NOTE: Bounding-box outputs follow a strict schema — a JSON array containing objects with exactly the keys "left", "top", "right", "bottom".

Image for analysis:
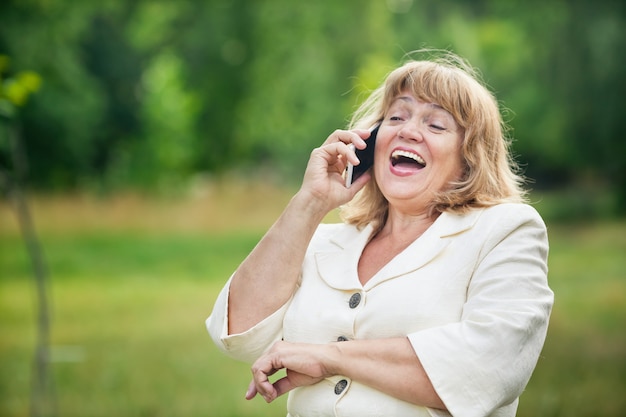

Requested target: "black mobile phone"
[{"left": 345, "top": 124, "right": 380, "bottom": 188}]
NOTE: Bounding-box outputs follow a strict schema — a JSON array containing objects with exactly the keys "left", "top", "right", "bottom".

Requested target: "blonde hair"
[{"left": 341, "top": 51, "right": 527, "bottom": 231}]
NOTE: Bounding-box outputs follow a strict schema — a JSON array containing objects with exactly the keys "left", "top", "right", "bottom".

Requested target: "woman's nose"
[{"left": 398, "top": 118, "right": 423, "bottom": 142}]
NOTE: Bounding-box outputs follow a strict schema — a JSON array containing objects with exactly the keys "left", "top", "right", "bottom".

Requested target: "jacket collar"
[{"left": 314, "top": 209, "right": 484, "bottom": 290}]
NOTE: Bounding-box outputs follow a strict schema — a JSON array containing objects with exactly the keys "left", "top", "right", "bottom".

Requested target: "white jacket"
[{"left": 206, "top": 203, "right": 554, "bottom": 417}]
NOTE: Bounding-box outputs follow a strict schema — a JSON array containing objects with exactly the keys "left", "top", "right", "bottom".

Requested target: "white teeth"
[{"left": 391, "top": 150, "right": 426, "bottom": 166}]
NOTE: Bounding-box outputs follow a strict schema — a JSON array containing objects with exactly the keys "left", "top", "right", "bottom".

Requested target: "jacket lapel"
[
  {"left": 314, "top": 209, "right": 484, "bottom": 290},
  {"left": 314, "top": 224, "right": 373, "bottom": 291}
]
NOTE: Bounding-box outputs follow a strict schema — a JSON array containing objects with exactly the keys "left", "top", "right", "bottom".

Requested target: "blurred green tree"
[
  {"left": 0, "top": 0, "right": 624, "bottom": 214},
  {"left": 0, "top": 56, "right": 55, "bottom": 417}
]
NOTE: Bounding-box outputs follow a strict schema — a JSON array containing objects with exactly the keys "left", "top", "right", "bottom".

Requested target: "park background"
[{"left": 1, "top": 0, "right": 625, "bottom": 416}]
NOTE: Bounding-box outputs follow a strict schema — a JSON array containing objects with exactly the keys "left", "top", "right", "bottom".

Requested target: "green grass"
[
  {"left": 519, "top": 221, "right": 626, "bottom": 417},
  {"left": 1, "top": 192, "right": 625, "bottom": 416},
  {"left": 0, "top": 230, "right": 288, "bottom": 417}
]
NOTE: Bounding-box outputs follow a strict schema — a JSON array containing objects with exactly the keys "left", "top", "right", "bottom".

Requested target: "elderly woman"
[{"left": 206, "top": 51, "right": 553, "bottom": 417}]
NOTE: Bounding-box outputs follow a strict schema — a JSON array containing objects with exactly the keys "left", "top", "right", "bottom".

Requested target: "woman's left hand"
[{"left": 246, "top": 341, "right": 335, "bottom": 403}]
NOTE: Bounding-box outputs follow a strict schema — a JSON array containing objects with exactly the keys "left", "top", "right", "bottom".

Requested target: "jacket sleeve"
[
  {"left": 408, "top": 204, "right": 554, "bottom": 417},
  {"left": 205, "top": 276, "right": 289, "bottom": 364}
]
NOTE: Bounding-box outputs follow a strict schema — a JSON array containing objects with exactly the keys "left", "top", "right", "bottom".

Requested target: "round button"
[
  {"left": 349, "top": 292, "right": 361, "bottom": 308},
  {"left": 334, "top": 379, "right": 348, "bottom": 395},
  {"left": 337, "top": 336, "right": 349, "bottom": 342}
]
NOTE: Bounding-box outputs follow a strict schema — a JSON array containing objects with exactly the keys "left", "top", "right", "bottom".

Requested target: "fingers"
[
  {"left": 323, "top": 128, "right": 370, "bottom": 150},
  {"left": 316, "top": 128, "right": 372, "bottom": 166},
  {"left": 307, "top": 129, "right": 373, "bottom": 174},
  {"left": 312, "top": 141, "right": 359, "bottom": 169},
  {"left": 272, "top": 374, "right": 297, "bottom": 398},
  {"left": 245, "top": 379, "right": 258, "bottom": 400},
  {"left": 247, "top": 370, "right": 322, "bottom": 403},
  {"left": 248, "top": 344, "right": 287, "bottom": 402},
  {"left": 248, "top": 362, "right": 280, "bottom": 403},
  {"left": 246, "top": 341, "right": 330, "bottom": 403},
  {"left": 297, "top": 128, "right": 375, "bottom": 214},
  {"left": 245, "top": 374, "right": 296, "bottom": 403}
]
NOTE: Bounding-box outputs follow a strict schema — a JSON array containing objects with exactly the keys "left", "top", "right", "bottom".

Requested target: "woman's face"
[{"left": 373, "top": 91, "right": 464, "bottom": 214}]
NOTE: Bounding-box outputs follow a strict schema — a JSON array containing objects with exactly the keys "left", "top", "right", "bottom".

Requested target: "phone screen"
[{"left": 345, "top": 124, "right": 380, "bottom": 188}]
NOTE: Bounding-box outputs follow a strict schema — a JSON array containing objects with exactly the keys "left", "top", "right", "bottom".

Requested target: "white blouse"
[{"left": 206, "top": 203, "right": 554, "bottom": 417}]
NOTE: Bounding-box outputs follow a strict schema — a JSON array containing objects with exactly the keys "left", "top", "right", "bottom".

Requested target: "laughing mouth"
[{"left": 391, "top": 149, "right": 426, "bottom": 169}]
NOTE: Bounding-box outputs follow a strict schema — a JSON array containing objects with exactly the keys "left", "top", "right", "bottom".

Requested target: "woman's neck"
[
  {"left": 359, "top": 210, "right": 439, "bottom": 286},
  {"left": 376, "top": 208, "right": 438, "bottom": 244}
]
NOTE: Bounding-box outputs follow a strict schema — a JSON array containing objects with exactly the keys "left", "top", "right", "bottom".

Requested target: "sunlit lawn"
[{"left": 1, "top": 186, "right": 625, "bottom": 416}]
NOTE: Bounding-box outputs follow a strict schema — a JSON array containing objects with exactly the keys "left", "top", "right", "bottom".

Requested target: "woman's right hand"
[{"left": 297, "top": 128, "right": 374, "bottom": 215}]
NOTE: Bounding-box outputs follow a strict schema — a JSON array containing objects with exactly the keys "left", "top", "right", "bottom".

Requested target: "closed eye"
[{"left": 430, "top": 124, "right": 446, "bottom": 131}]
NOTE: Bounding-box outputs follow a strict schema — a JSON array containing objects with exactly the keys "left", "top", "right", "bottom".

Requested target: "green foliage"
[
  {"left": 0, "top": 59, "right": 41, "bottom": 111},
  {"left": 0, "top": 55, "right": 42, "bottom": 182},
  {"left": 0, "top": 55, "right": 42, "bottom": 117},
  {"left": 0, "top": 0, "right": 624, "bottom": 213}
]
